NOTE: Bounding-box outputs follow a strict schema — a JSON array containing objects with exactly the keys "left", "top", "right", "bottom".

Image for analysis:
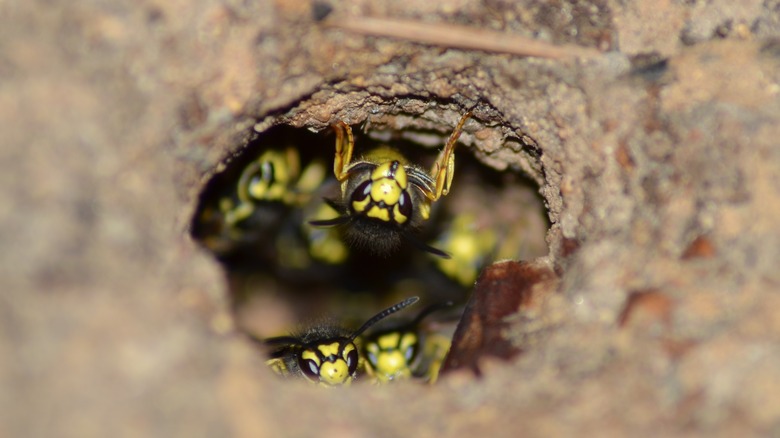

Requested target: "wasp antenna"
[
  {"left": 322, "top": 198, "right": 344, "bottom": 212},
  {"left": 403, "top": 232, "right": 451, "bottom": 259},
  {"left": 309, "top": 198, "right": 350, "bottom": 227},
  {"left": 410, "top": 301, "right": 455, "bottom": 326},
  {"left": 350, "top": 297, "right": 419, "bottom": 341},
  {"left": 262, "top": 335, "right": 301, "bottom": 346},
  {"left": 309, "top": 215, "right": 351, "bottom": 227},
  {"left": 245, "top": 332, "right": 266, "bottom": 347}
]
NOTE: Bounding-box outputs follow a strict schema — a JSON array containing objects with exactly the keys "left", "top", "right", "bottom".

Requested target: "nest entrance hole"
[{"left": 190, "top": 104, "right": 551, "bottom": 380}]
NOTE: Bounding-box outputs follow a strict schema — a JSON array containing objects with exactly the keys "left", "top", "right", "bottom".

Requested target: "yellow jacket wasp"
[
  {"left": 362, "top": 301, "right": 454, "bottom": 384},
  {"left": 259, "top": 297, "right": 419, "bottom": 386},
  {"left": 193, "top": 145, "right": 327, "bottom": 258},
  {"left": 309, "top": 112, "right": 472, "bottom": 258}
]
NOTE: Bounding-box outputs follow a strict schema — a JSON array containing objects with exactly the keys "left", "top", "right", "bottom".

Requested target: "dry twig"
[{"left": 323, "top": 15, "right": 602, "bottom": 59}]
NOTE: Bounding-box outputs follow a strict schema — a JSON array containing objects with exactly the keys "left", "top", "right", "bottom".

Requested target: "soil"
[{"left": 3, "top": 1, "right": 780, "bottom": 436}]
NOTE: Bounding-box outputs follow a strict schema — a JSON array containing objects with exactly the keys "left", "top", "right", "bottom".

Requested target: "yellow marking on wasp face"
[
  {"left": 319, "top": 361, "right": 351, "bottom": 385},
  {"left": 394, "top": 166, "right": 408, "bottom": 188},
  {"left": 369, "top": 162, "right": 407, "bottom": 205},
  {"left": 369, "top": 162, "right": 407, "bottom": 207},
  {"left": 377, "top": 332, "right": 401, "bottom": 349},
  {"left": 371, "top": 161, "right": 408, "bottom": 188},
  {"left": 352, "top": 196, "right": 371, "bottom": 214},
  {"left": 399, "top": 332, "right": 418, "bottom": 351},
  {"left": 367, "top": 205, "right": 390, "bottom": 222},
  {"left": 375, "top": 351, "right": 410, "bottom": 379},
  {"left": 370, "top": 178, "right": 402, "bottom": 205},
  {"left": 313, "top": 342, "right": 355, "bottom": 386},
  {"left": 301, "top": 349, "right": 320, "bottom": 365},
  {"left": 317, "top": 342, "right": 341, "bottom": 358},
  {"left": 392, "top": 204, "right": 408, "bottom": 224}
]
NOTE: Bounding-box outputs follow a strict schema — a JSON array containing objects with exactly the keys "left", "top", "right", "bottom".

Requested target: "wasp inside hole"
[
  {"left": 190, "top": 128, "right": 358, "bottom": 286},
  {"left": 362, "top": 301, "right": 455, "bottom": 384},
  {"left": 193, "top": 143, "right": 329, "bottom": 261},
  {"left": 309, "top": 111, "right": 473, "bottom": 258},
  {"left": 256, "top": 297, "right": 419, "bottom": 387}
]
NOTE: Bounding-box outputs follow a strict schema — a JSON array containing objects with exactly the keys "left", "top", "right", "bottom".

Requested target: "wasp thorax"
[{"left": 350, "top": 160, "right": 414, "bottom": 226}]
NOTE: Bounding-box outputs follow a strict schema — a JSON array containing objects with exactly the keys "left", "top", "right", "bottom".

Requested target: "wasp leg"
[
  {"left": 223, "top": 159, "right": 263, "bottom": 227},
  {"left": 281, "top": 147, "right": 302, "bottom": 203},
  {"left": 295, "top": 159, "right": 325, "bottom": 194},
  {"left": 421, "top": 332, "right": 451, "bottom": 384},
  {"left": 266, "top": 357, "right": 291, "bottom": 377},
  {"left": 332, "top": 121, "right": 354, "bottom": 182},
  {"left": 427, "top": 111, "right": 472, "bottom": 202}
]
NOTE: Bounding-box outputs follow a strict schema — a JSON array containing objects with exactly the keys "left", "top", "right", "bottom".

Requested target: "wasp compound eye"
[
  {"left": 345, "top": 345, "right": 359, "bottom": 375},
  {"left": 299, "top": 350, "right": 323, "bottom": 382}
]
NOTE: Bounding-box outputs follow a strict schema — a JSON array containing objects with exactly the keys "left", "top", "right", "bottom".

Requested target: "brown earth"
[{"left": 3, "top": 1, "right": 780, "bottom": 437}]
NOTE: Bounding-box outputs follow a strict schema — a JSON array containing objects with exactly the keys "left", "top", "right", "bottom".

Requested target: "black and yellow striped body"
[
  {"left": 261, "top": 297, "right": 420, "bottom": 386},
  {"left": 266, "top": 326, "right": 360, "bottom": 387},
  {"left": 193, "top": 146, "right": 354, "bottom": 268},
  {"left": 431, "top": 214, "right": 497, "bottom": 286},
  {"left": 194, "top": 148, "right": 320, "bottom": 253},
  {"left": 334, "top": 146, "right": 439, "bottom": 255},
  {"left": 310, "top": 112, "right": 472, "bottom": 258},
  {"left": 361, "top": 303, "right": 453, "bottom": 384},
  {"left": 363, "top": 329, "right": 420, "bottom": 382}
]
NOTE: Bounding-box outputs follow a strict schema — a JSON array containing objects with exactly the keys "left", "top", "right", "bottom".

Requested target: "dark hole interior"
[{"left": 190, "top": 115, "right": 549, "bottom": 383}]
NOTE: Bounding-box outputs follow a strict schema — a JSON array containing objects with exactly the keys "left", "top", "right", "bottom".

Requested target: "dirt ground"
[{"left": 3, "top": 0, "right": 780, "bottom": 436}]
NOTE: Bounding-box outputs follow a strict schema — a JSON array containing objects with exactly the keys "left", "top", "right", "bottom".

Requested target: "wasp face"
[
  {"left": 242, "top": 149, "right": 297, "bottom": 203},
  {"left": 364, "top": 331, "right": 419, "bottom": 383},
  {"left": 261, "top": 297, "right": 420, "bottom": 386},
  {"left": 335, "top": 158, "right": 435, "bottom": 256},
  {"left": 193, "top": 145, "right": 330, "bottom": 260},
  {"left": 348, "top": 161, "right": 414, "bottom": 226},
  {"left": 299, "top": 340, "right": 359, "bottom": 386},
  {"left": 361, "top": 301, "right": 453, "bottom": 384}
]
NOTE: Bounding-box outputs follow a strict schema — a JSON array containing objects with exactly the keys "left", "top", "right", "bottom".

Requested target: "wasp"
[
  {"left": 225, "top": 148, "right": 326, "bottom": 225},
  {"left": 193, "top": 143, "right": 355, "bottom": 272},
  {"left": 193, "top": 146, "right": 327, "bottom": 256},
  {"left": 261, "top": 296, "right": 419, "bottom": 386},
  {"left": 362, "top": 301, "right": 454, "bottom": 384},
  {"left": 430, "top": 213, "right": 497, "bottom": 287},
  {"left": 309, "top": 111, "right": 472, "bottom": 258}
]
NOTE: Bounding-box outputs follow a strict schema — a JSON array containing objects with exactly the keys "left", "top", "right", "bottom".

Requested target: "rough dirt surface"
[{"left": 4, "top": 0, "right": 780, "bottom": 436}]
